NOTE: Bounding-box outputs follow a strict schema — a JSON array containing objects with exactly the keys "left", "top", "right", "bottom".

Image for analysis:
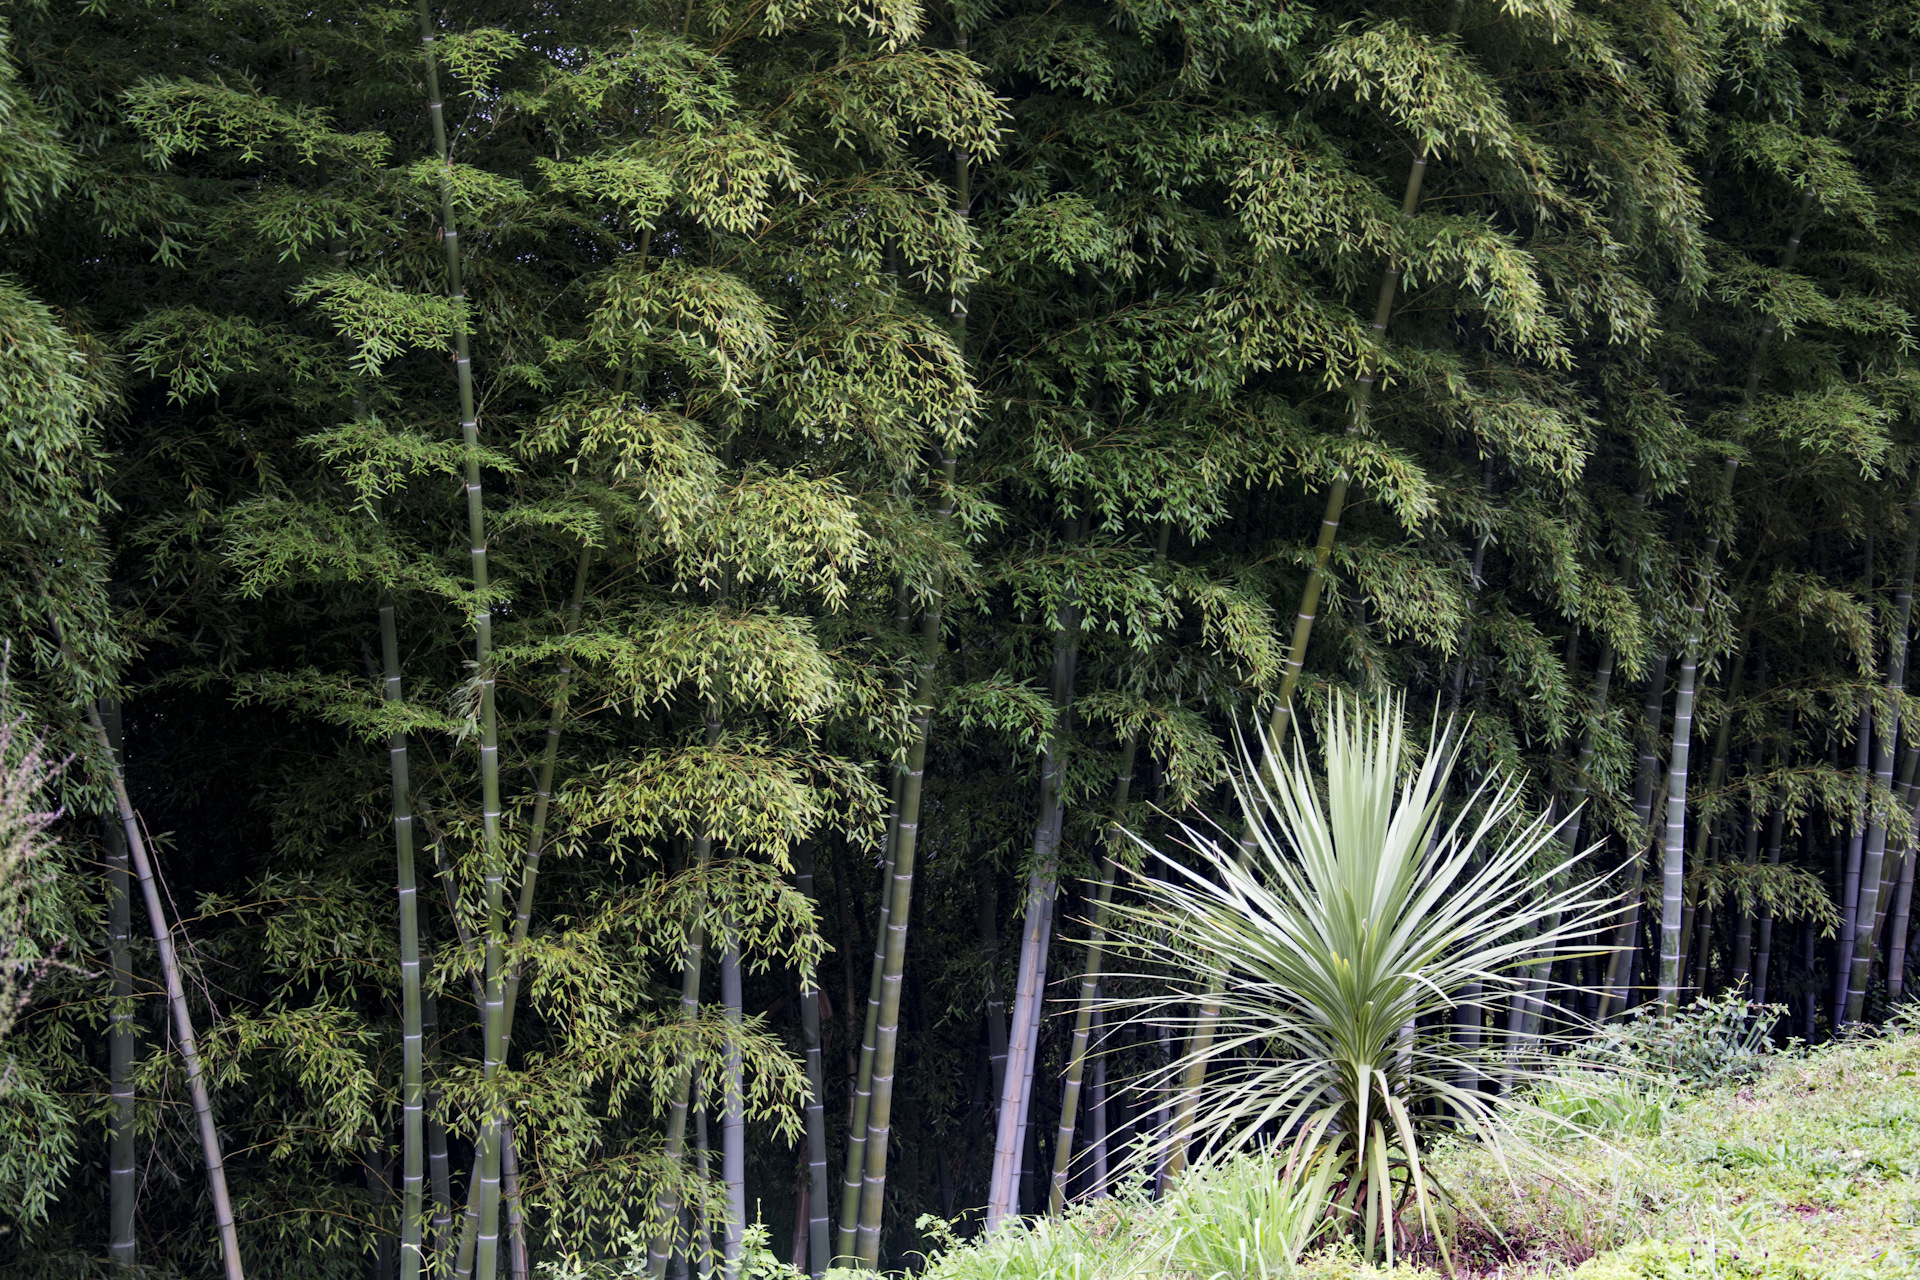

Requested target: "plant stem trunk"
[
  {"left": 1732, "top": 789, "right": 1759, "bottom": 990},
  {"left": 720, "top": 929, "right": 746, "bottom": 1280},
  {"left": 1834, "top": 705, "right": 1873, "bottom": 1018},
  {"left": 980, "top": 877, "right": 1008, "bottom": 1103},
  {"left": 84, "top": 701, "right": 244, "bottom": 1280},
  {"left": 1658, "top": 611, "right": 1707, "bottom": 1012},
  {"left": 985, "top": 595, "right": 1081, "bottom": 1230},
  {"left": 1887, "top": 846, "right": 1916, "bottom": 1001},
  {"left": 1845, "top": 476, "right": 1920, "bottom": 1022},
  {"left": 846, "top": 121, "right": 975, "bottom": 1258},
  {"left": 1047, "top": 737, "right": 1136, "bottom": 1215},
  {"left": 100, "top": 704, "right": 137, "bottom": 1269},
  {"left": 645, "top": 789, "right": 717, "bottom": 1280},
  {"left": 503, "top": 1125, "right": 528, "bottom": 1280},
  {"left": 1160, "top": 1, "right": 1461, "bottom": 1164},
  {"left": 796, "top": 850, "right": 831, "bottom": 1280},
  {"left": 1600, "top": 649, "right": 1670, "bottom": 1019},
  {"left": 834, "top": 833, "right": 893, "bottom": 1263},
  {"left": 1659, "top": 189, "right": 1818, "bottom": 1012},
  {"left": 1087, "top": 1000, "right": 1109, "bottom": 1198},
  {"left": 1753, "top": 802, "right": 1785, "bottom": 1006},
  {"left": 694, "top": 1074, "right": 713, "bottom": 1280},
  {"left": 379, "top": 596, "right": 427, "bottom": 1280},
  {"left": 414, "top": 9, "right": 508, "bottom": 1274},
  {"left": 424, "top": 989, "right": 455, "bottom": 1267}
]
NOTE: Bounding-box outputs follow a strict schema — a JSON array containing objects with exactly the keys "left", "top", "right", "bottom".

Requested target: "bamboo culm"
[
  {"left": 796, "top": 848, "right": 831, "bottom": 1280},
  {"left": 980, "top": 878, "right": 1008, "bottom": 1102},
  {"left": 720, "top": 928, "right": 747, "bottom": 1280},
  {"left": 1046, "top": 737, "right": 1135, "bottom": 1215},
  {"left": 100, "top": 704, "right": 136, "bottom": 1269},
  {"left": 847, "top": 117, "right": 974, "bottom": 1260},
  {"left": 1674, "top": 642, "right": 1751, "bottom": 990},
  {"left": 1659, "top": 191, "right": 1818, "bottom": 1011},
  {"left": 1752, "top": 803, "right": 1787, "bottom": 1005},
  {"left": 645, "top": 756, "right": 718, "bottom": 1280},
  {"left": 413, "top": 7, "right": 509, "bottom": 1274},
  {"left": 854, "top": 581, "right": 956, "bottom": 1264},
  {"left": 833, "top": 814, "right": 896, "bottom": 1263},
  {"left": 1600, "top": 648, "right": 1670, "bottom": 1019},
  {"left": 1843, "top": 474, "right": 1920, "bottom": 1022},
  {"left": 1159, "top": 2, "right": 1461, "bottom": 1170},
  {"left": 84, "top": 700, "right": 245, "bottom": 1280},
  {"left": 984, "top": 596, "right": 1081, "bottom": 1229},
  {"left": 379, "top": 596, "right": 427, "bottom": 1280},
  {"left": 1833, "top": 701, "right": 1873, "bottom": 1018},
  {"left": 1657, "top": 609, "right": 1708, "bottom": 1009},
  {"left": 423, "top": 989, "right": 456, "bottom": 1266}
]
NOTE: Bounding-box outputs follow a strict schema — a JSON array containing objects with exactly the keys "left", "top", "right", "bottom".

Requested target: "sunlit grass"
[{"left": 915, "top": 1024, "right": 1920, "bottom": 1280}]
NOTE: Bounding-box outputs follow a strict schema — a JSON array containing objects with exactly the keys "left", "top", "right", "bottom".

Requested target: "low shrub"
[{"left": 1575, "top": 993, "right": 1788, "bottom": 1088}]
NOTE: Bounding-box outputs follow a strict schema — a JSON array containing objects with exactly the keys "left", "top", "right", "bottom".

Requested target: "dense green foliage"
[{"left": 6, "top": 0, "right": 1920, "bottom": 1272}]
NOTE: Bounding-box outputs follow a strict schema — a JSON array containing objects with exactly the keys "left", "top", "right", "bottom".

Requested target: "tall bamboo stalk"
[
  {"left": 379, "top": 595, "right": 426, "bottom": 1280},
  {"left": 845, "top": 109, "right": 974, "bottom": 1262},
  {"left": 980, "top": 878, "right": 1008, "bottom": 1102},
  {"left": 83, "top": 700, "right": 245, "bottom": 1280},
  {"left": 1656, "top": 585, "right": 1711, "bottom": 1010},
  {"left": 413, "top": 8, "right": 509, "bottom": 1275},
  {"left": 1160, "top": 2, "right": 1462, "bottom": 1171},
  {"left": 1843, "top": 474, "right": 1920, "bottom": 1022},
  {"left": 795, "top": 848, "right": 830, "bottom": 1280},
  {"left": 646, "top": 729, "right": 719, "bottom": 1279},
  {"left": 833, "top": 833, "right": 895, "bottom": 1263},
  {"left": 720, "top": 928, "right": 746, "bottom": 1280},
  {"left": 984, "top": 595, "right": 1081, "bottom": 1229},
  {"left": 1599, "top": 650, "right": 1670, "bottom": 1018},
  {"left": 1046, "top": 737, "right": 1136, "bottom": 1215},
  {"left": 1752, "top": 728, "right": 1789, "bottom": 1006},
  {"left": 1659, "top": 193, "right": 1818, "bottom": 1012},
  {"left": 423, "top": 989, "right": 455, "bottom": 1266},
  {"left": 1731, "top": 755, "right": 1761, "bottom": 989},
  {"left": 1887, "top": 844, "right": 1916, "bottom": 1000},
  {"left": 1833, "top": 704, "right": 1873, "bottom": 1017},
  {"left": 1673, "top": 643, "right": 1750, "bottom": 989},
  {"left": 1085, "top": 1001, "right": 1109, "bottom": 1197},
  {"left": 100, "top": 704, "right": 136, "bottom": 1269},
  {"left": 503, "top": 1126, "right": 528, "bottom": 1280},
  {"left": 853, "top": 523, "right": 965, "bottom": 1263}
]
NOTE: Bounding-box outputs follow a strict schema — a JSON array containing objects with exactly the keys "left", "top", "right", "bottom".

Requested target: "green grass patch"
[{"left": 918, "top": 1026, "right": 1920, "bottom": 1280}]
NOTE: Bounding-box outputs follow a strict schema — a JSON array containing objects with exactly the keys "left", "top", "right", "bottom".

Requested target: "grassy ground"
[{"left": 915, "top": 1026, "right": 1920, "bottom": 1280}]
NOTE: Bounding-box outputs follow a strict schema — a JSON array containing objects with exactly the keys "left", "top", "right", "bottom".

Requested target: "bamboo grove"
[{"left": 5, "top": 0, "right": 1920, "bottom": 1273}]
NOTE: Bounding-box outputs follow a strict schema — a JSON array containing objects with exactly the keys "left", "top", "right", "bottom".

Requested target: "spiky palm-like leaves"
[{"left": 1115, "top": 694, "right": 1615, "bottom": 1263}]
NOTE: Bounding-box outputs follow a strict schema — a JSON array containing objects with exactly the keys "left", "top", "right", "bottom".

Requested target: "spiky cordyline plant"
[{"left": 1111, "top": 693, "right": 1617, "bottom": 1266}]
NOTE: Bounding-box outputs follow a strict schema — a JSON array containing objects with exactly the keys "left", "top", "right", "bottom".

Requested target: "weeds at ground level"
[{"left": 918, "top": 1025, "right": 1920, "bottom": 1280}]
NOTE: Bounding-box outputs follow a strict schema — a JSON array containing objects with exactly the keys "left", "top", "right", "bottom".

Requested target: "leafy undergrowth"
[
  {"left": 916, "top": 1025, "right": 1920, "bottom": 1280},
  {"left": 1424, "top": 1025, "right": 1920, "bottom": 1278}
]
